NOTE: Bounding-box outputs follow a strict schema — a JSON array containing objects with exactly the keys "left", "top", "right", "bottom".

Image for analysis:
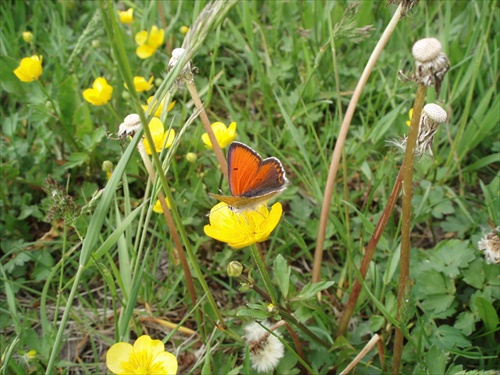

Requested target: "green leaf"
[
  {"left": 0, "top": 55, "right": 25, "bottom": 95},
  {"left": 236, "top": 308, "right": 270, "bottom": 320},
  {"left": 58, "top": 75, "right": 80, "bottom": 137},
  {"left": 274, "top": 254, "right": 291, "bottom": 298},
  {"left": 294, "top": 281, "right": 335, "bottom": 301},
  {"left": 369, "top": 315, "right": 385, "bottom": 332},
  {"left": 64, "top": 152, "right": 89, "bottom": 169},
  {"left": 425, "top": 345, "right": 446, "bottom": 375},
  {"left": 201, "top": 341, "right": 212, "bottom": 375},
  {"left": 454, "top": 311, "right": 476, "bottom": 336},
  {"left": 462, "top": 259, "right": 485, "bottom": 289},
  {"left": 74, "top": 103, "right": 94, "bottom": 138},
  {"left": 474, "top": 296, "right": 499, "bottom": 332},
  {"left": 431, "top": 240, "right": 475, "bottom": 278},
  {"left": 432, "top": 325, "right": 471, "bottom": 350}
]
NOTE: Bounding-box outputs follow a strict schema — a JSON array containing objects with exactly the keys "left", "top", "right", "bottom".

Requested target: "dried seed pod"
[{"left": 411, "top": 38, "right": 450, "bottom": 95}]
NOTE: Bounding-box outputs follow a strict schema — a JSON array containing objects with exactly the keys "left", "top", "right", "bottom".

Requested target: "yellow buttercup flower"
[
  {"left": 22, "top": 31, "right": 33, "bottom": 43},
  {"left": 135, "top": 26, "right": 164, "bottom": 59},
  {"left": 143, "top": 117, "right": 175, "bottom": 155},
  {"left": 14, "top": 55, "right": 43, "bottom": 82},
  {"left": 142, "top": 96, "right": 176, "bottom": 118},
  {"left": 406, "top": 108, "right": 414, "bottom": 127},
  {"left": 106, "top": 335, "right": 178, "bottom": 375},
  {"left": 179, "top": 26, "right": 189, "bottom": 35},
  {"left": 118, "top": 8, "right": 134, "bottom": 24},
  {"left": 153, "top": 198, "right": 171, "bottom": 213},
  {"left": 201, "top": 121, "right": 237, "bottom": 149},
  {"left": 83, "top": 77, "right": 113, "bottom": 106},
  {"left": 204, "top": 202, "right": 283, "bottom": 249},
  {"left": 125, "top": 76, "right": 154, "bottom": 93}
]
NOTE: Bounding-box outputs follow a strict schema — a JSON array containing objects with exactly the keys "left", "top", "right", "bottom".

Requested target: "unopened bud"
[
  {"left": 22, "top": 31, "right": 33, "bottom": 43},
  {"left": 186, "top": 152, "right": 197, "bottom": 163},
  {"left": 102, "top": 160, "right": 113, "bottom": 172},
  {"left": 227, "top": 261, "right": 243, "bottom": 277}
]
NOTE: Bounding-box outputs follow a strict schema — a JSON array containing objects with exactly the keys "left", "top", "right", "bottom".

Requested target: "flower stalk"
[
  {"left": 312, "top": 3, "right": 403, "bottom": 284},
  {"left": 391, "top": 83, "right": 427, "bottom": 375},
  {"left": 184, "top": 75, "right": 228, "bottom": 181}
]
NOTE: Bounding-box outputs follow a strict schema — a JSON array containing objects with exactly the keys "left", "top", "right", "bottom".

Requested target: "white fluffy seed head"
[
  {"left": 412, "top": 38, "right": 442, "bottom": 62},
  {"left": 243, "top": 321, "right": 285, "bottom": 373},
  {"left": 118, "top": 113, "right": 141, "bottom": 139},
  {"left": 423, "top": 103, "right": 447, "bottom": 124},
  {"left": 168, "top": 48, "right": 187, "bottom": 70},
  {"left": 478, "top": 227, "right": 500, "bottom": 264}
]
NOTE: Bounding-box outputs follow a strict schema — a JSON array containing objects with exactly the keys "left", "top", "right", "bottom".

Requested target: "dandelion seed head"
[
  {"left": 478, "top": 227, "right": 500, "bottom": 264},
  {"left": 243, "top": 321, "right": 285, "bottom": 373}
]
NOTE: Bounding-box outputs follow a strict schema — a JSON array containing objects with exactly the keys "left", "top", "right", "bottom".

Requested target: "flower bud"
[
  {"left": 102, "top": 160, "right": 113, "bottom": 172},
  {"left": 185, "top": 152, "right": 197, "bottom": 163},
  {"left": 227, "top": 261, "right": 243, "bottom": 277},
  {"left": 22, "top": 31, "right": 33, "bottom": 43},
  {"left": 179, "top": 26, "right": 189, "bottom": 35}
]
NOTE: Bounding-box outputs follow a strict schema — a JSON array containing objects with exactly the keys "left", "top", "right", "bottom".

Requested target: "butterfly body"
[{"left": 209, "top": 142, "right": 288, "bottom": 211}]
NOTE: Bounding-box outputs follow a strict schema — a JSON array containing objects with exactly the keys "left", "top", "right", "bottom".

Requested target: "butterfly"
[{"left": 209, "top": 141, "right": 288, "bottom": 212}]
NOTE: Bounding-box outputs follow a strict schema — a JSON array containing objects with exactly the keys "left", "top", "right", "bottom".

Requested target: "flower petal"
[
  {"left": 154, "top": 352, "right": 178, "bottom": 375},
  {"left": 106, "top": 342, "right": 133, "bottom": 374}
]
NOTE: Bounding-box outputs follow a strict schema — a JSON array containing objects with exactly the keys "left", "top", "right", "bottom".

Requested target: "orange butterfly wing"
[{"left": 228, "top": 142, "right": 288, "bottom": 197}]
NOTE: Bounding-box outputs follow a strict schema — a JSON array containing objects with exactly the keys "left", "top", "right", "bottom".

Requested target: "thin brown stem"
[
  {"left": 391, "top": 83, "right": 427, "bottom": 375},
  {"left": 312, "top": 4, "right": 403, "bottom": 284},
  {"left": 185, "top": 78, "right": 228, "bottom": 181},
  {"left": 337, "top": 165, "right": 403, "bottom": 337},
  {"left": 137, "top": 143, "right": 198, "bottom": 307}
]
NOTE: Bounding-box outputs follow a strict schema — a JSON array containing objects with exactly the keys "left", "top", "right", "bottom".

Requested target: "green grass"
[{"left": 1, "top": 0, "right": 499, "bottom": 374}]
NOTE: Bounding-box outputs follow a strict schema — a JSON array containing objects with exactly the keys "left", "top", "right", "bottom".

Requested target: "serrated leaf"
[
  {"left": 462, "top": 259, "right": 485, "bottom": 288},
  {"left": 432, "top": 325, "right": 471, "bottom": 350},
  {"left": 454, "top": 311, "right": 476, "bottom": 336},
  {"left": 425, "top": 345, "right": 446, "bottom": 375},
  {"left": 474, "top": 296, "right": 499, "bottom": 332},
  {"left": 295, "top": 281, "right": 335, "bottom": 300},
  {"left": 274, "top": 254, "right": 291, "bottom": 298}
]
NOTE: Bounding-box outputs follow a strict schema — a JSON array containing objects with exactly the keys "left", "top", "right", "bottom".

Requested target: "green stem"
[
  {"left": 337, "top": 165, "right": 404, "bottom": 337},
  {"left": 391, "top": 83, "right": 427, "bottom": 375},
  {"left": 249, "top": 243, "right": 278, "bottom": 305},
  {"left": 45, "top": 264, "right": 84, "bottom": 374}
]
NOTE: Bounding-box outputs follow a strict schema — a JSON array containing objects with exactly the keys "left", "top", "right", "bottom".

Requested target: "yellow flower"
[
  {"left": 204, "top": 202, "right": 283, "bottom": 249},
  {"left": 125, "top": 76, "right": 154, "bottom": 93},
  {"left": 118, "top": 8, "right": 134, "bottom": 24},
  {"left": 141, "top": 96, "right": 176, "bottom": 118},
  {"left": 14, "top": 55, "right": 43, "bottom": 82},
  {"left": 179, "top": 26, "right": 189, "bottom": 35},
  {"left": 201, "top": 122, "right": 237, "bottom": 149},
  {"left": 153, "top": 198, "right": 171, "bottom": 213},
  {"left": 406, "top": 108, "right": 414, "bottom": 127},
  {"left": 143, "top": 117, "right": 175, "bottom": 154},
  {"left": 135, "top": 26, "right": 164, "bottom": 59},
  {"left": 83, "top": 77, "right": 113, "bottom": 106},
  {"left": 22, "top": 31, "right": 33, "bottom": 43},
  {"left": 106, "top": 335, "right": 178, "bottom": 375}
]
